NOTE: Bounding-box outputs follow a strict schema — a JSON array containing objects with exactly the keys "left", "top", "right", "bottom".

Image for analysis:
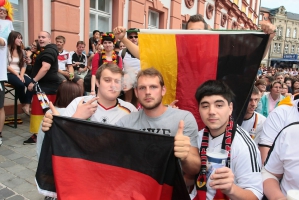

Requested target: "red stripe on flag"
[
  {"left": 53, "top": 156, "right": 173, "bottom": 200},
  {"left": 31, "top": 94, "right": 56, "bottom": 115},
  {"left": 175, "top": 35, "right": 219, "bottom": 129}
]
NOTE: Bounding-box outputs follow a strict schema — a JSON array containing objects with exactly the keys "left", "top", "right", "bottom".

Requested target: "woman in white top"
[{"left": 7, "top": 31, "right": 32, "bottom": 115}]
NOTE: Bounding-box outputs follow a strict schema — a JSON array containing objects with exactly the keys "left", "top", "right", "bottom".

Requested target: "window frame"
[
  {"left": 285, "top": 44, "right": 289, "bottom": 54},
  {"left": 89, "top": 0, "right": 112, "bottom": 36},
  {"left": 148, "top": 10, "right": 159, "bottom": 29},
  {"left": 11, "top": 0, "right": 28, "bottom": 46}
]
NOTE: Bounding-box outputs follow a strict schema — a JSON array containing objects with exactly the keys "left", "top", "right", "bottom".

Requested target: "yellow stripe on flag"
[
  {"left": 30, "top": 115, "right": 44, "bottom": 134},
  {"left": 139, "top": 34, "right": 178, "bottom": 105}
]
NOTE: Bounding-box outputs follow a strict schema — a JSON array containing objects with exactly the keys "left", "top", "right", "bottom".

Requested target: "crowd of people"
[{"left": 0, "top": 1, "right": 298, "bottom": 199}]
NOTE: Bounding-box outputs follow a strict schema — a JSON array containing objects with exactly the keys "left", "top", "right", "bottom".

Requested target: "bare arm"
[
  {"left": 113, "top": 26, "right": 140, "bottom": 59},
  {"left": 259, "top": 146, "right": 270, "bottom": 165},
  {"left": 260, "top": 22, "right": 276, "bottom": 59},
  {"left": 28, "top": 61, "right": 51, "bottom": 91},
  {"left": 263, "top": 170, "right": 284, "bottom": 200},
  {"left": 0, "top": 37, "right": 5, "bottom": 46}
]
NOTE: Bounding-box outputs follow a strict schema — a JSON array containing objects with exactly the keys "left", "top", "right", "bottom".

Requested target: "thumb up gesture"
[{"left": 174, "top": 120, "right": 191, "bottom": 161}]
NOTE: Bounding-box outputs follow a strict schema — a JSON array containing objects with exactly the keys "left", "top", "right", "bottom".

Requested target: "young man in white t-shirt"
[
  {"left": 258, "top": 99, "right": 299, "bottom": 164},
  {"left": 0, "top": 36, "right": 7, "bottom": 146},
  {"left": 66, "top": 41, "right": 87, "bottom": 95},
  {"left": 262, "top": 122, "right": 299, "bottom": 198},
  {"left": 241, "top": 86, "right": 266, "bottom": 145},
  {"left": 189, "top": 80, "right": 262, "bottom": 200},
  {"left": 42, "top": 63, "right": 137, "bottom": 126}
]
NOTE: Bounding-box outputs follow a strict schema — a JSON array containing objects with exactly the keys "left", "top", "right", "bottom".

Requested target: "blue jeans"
[{"left": 7, "top": 73, "right": 33, "bottom": 104}]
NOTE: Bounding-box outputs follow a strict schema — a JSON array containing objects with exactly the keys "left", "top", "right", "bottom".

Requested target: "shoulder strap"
[
  {"left": 121, "top": 48, "right": 127, "bottom": 60},
  {"left": 98, "top": 52, "right": 102, "bottom": 67},
  {"left": 264, "top": 121, "right": 299, "bottom": 165}
]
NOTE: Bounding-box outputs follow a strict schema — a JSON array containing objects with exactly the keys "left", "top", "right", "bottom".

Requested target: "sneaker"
[
  {"left": 23, "top": 134, "right": 37, "bottom": 145},
  {"left": 0, "top": 137, "right": 2, "bottom": 146},
  {"left": 44, "top": 196, "right": 57, "bottom": 200}
]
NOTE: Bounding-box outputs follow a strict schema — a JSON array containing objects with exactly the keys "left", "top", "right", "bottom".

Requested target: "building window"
[
  {"left": 89, "top": 0, "right": 112, "bottom": 36},
  {"left": 285, "top": 44, "right": 289, "bottom": 54},
  {"left": 278, "top": 27, "right": 282, "bottom": 36},
  {"left": 273, "top": 43, "right": 277, "bottom": 53},
  {"left": 148, "top": 10, "right": 159, "bottom": 29},
  {"left": 277, "top": 43, "right": 281, "bottom": 53},
  {"left": 286, "top": 28, "right": 290, "bottom": 37},
  {"left": 293, "top": 29, "right": 297, "bottom": 38},
  {"left": 233, "top": 0, "right": 239, "bottom": 5},
  {"left": 259, "top": 14, "right": 263, "bottom": 21},
  {"left": 11, "top": 0, "right": 27, "bottom": 44},
  {"left": 292, "top": 45, "right": 295, "bottom": 53}
]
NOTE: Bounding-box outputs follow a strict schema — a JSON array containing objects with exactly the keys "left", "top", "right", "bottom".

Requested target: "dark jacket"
[{"left": 31, "top": 44, "right": 61, "bottom": 93}]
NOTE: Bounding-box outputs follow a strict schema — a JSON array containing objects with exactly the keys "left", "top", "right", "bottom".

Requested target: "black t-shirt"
[
  {"left": 31, "top": 44, "right": 61, "bottom": 93},
  {"left": 89, "top": 37, "right": 98, "bottom": 52},
  {"left": 70, "top": 51, "right": 87, "bottom": 70}
]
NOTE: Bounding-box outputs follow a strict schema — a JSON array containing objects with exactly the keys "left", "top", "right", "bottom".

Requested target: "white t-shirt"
[
  {"left": 0, "top": 19, "right": 14, "bottom": 40},
  {"left": 0, "top": 37, "right": 7, "bottom": 81},
  {"left": 264, "top": 123, "right": 299, "bottom": 196},
  {"left": 62, "top": 97, "right": 137, "bottom": 125},
  {"left": 241, "top": 112, "right": 266, "bottom": 145},
  {"left": 259, "top": 99, "right": 299, "bottom": 147},
  {"left": 119, "top": 49, "right": 140, "bottom": 72},
  {"left": 57, "top": 50, "right": 69, "bottom": 70},
  {"left": 190, "top": 126, "right": 263, "bottom": 200}
]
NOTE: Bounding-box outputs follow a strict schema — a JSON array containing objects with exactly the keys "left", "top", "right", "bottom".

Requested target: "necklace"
[
  {"left": 32, "top": 48, "right": 44, "bottom": 65},
  {"left": 101, "top": 50, "right": 117, "bottom": 64}
]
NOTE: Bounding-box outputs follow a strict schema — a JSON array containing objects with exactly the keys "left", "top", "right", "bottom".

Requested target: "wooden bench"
[{"left": 4, "top": 83, "right": 18, "bottom": 128}]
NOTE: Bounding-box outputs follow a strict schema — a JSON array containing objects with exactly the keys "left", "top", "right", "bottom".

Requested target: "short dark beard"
[{"left": 140, "top": 100, "right": 162, "bottom": 110}]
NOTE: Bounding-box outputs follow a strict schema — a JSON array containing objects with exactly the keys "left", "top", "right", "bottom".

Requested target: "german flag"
[
  {"left": 36, "top": 116, "right": 190, "bottom": 200},
  {"left": 139, "top": 30, "right": 269, "bottom": 128}
]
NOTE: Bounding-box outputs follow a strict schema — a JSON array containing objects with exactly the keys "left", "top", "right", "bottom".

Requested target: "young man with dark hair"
[
  {"left": 113, "top": 27, "right": 141, "bottom": 105},
  {"left": 67, "top": 41, "right": 87, "bottom": 95},
  {"left": 189, "top": 80, "right": 262, "bottom": 200},
  {"left": 89, "top": 30, "right": 100, "bottom": 55},
  {"left": 241, "top": 86, "right": 266, "bottom": 145},
  {"left": 56, "top": 36, "right": 84, "bottom": 94},
  {"left": 186, "top": 14, "right": 209, "bottom": 30}
]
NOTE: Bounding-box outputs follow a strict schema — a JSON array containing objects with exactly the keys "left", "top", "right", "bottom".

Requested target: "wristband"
[{"left": 32, "top": 79, "right": 37, "bottom": 84}]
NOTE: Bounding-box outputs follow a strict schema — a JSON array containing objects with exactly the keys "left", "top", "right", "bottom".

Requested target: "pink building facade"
[{"left": 11, "top": 0, "right": 260, "bottom": 51}]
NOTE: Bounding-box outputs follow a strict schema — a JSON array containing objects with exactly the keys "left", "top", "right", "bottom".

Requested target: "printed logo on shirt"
[{"left": 140, "top": 128, "right": 171, "bottom": 135}]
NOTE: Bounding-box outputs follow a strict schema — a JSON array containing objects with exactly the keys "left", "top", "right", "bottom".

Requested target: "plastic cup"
[
  {"left": 206, "top": 148, "right": 228, "bottom": 180},
  {"left": 287, "top": 190, "right": 299, "bottom": 200}
]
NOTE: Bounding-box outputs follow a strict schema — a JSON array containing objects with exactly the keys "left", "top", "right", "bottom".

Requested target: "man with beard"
[
  {"left": 24, "top": 31, "right": 60, "bottom": 144},
  {"left": 115, "top": 67, "right": 201, "bottom": 176},
  {"left": 240, "top": 86, "right": 266, "bottom": 145}
]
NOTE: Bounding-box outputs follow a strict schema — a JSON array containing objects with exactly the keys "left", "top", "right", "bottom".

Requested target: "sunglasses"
[
  {"left": 0, "top": 8, "right": 7, "bottom": 13},
  {"left": 129, "top": 36, "right": 138, "bottom": 39},
  {"left": 31, "top": 44, "right": 37, "bottom": 48}
]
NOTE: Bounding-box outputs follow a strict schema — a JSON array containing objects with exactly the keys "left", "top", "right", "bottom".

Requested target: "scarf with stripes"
[{"left": 194, "top": 116, "right": 236, "bottom": 200}]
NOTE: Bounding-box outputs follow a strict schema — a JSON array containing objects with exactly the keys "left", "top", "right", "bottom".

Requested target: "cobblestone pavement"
[{"left": 0, "top": 114, "right": 44, "bottom": 200}]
